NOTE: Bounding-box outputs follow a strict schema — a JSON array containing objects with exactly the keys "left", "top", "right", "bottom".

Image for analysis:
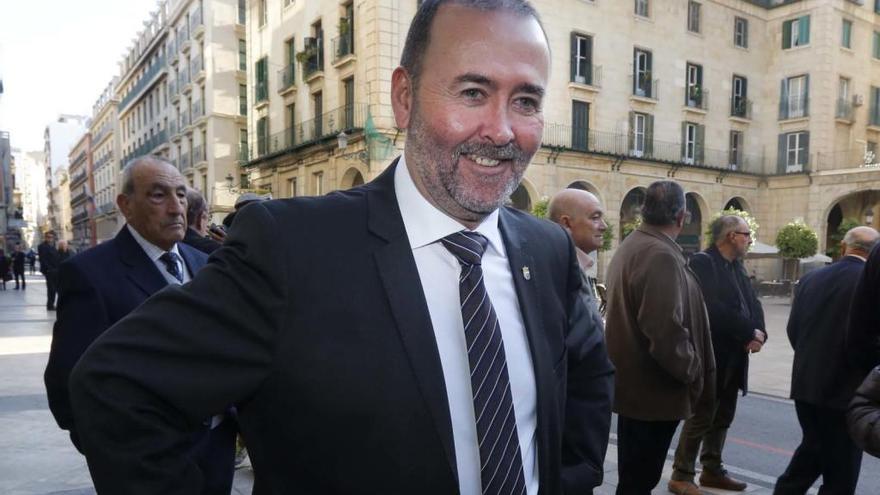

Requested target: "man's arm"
[
  {"left": 561, "top": 244, "right": 614, "bottom": 493},
  {"left": 44, "top": 260, "right": 109, "bottom": 452},
  {"left": 688, "top": 254, "right": 755, "bottom": 347},
  {"left": 69, "top": 202, "right": 288, "bottom": 494},
  {"left": 847, "top": 247, "right": 880, "bottom": 375}
]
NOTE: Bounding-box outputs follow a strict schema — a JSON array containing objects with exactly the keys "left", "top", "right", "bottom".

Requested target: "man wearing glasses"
[{"left": 669, "top": 214, "right": 766, "bottom": 494}]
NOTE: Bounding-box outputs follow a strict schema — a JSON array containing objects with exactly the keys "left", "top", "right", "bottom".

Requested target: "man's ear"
[
  {"left": 116, "top": 194, "right": 130, "bottom": 220},
  {"left": 391, "top": 67, "right": 414, "bottom": 130}
]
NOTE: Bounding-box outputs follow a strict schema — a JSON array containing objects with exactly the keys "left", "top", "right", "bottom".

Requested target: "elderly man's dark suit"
[
  {"left": 184, "top": 227, "right": 222, "bottom": 254},
  {"left": 776, "top": 256, "right": 867, "bottom": 494},
  {"left": 847, "top": 243, "right": 880, "bottom": 377},
  {"left": 672, "top": 245, "right": 765, "bottom": 482},
  {"left": 44, "top": 226, "right": 235, "bottom": 494},
  {"left": 68, "top": 161, "right": 614, "bottom": 494}
]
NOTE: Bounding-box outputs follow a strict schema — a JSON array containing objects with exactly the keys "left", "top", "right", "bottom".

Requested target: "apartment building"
[
  {"left": 43, "top": 115, "right": 88, "bottom": 239},
  {"left": 244, "top": 0, "right": 880, "bottom": 280},
  {"left": 68, "top": 133, "right": 95, "bottom": 251},
  {"left": 0, "top": 131, "right": 12, "bottom": 251},
  {"left": 12, "top": 149, "right": 47, "bottom": 248},
  {"left": 91, "top": 79, "right": 122, "bottom": 244}
]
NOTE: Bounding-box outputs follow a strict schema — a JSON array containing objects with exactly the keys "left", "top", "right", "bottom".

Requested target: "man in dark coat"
[
  {"left": 12, "top": 243, "right": 26, "bottom": 290},
  {"left": 847, "top": 234, "right": 880, "bottom": 378},
  {"left": 38, "top": 231, "right": 60, "bottom": 310},
  {"left": 67, "top": 2, "right": 614, "bottom": 493},
  {"left": 670, "top": 214, "right": 766, "bottom": 494},
  {"left": 45, "top": 156, "right": 234, "bottom": 494},
  {"left": 776, "top": 226, "right": 879, "bottom": 494},
  {"left": 183, "top": 188, "right": 222, "bottom": 254}
]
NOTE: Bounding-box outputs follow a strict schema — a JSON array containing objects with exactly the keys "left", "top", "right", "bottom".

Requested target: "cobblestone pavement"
[{"left": 0, "top": 281, "right": 834, "bottom": 494}]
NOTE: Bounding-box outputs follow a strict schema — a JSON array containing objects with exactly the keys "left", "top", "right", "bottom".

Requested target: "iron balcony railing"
[
  {"left": 250, "top": 103, "right": 367, "bottom": 162},
  {"left": 541, "top": 122, "right": 767, "bottom": 174},
  {"left": 122, "top": 130, "right": 168, "bottom": 165},
  {"left": 92, "top": 126, "right": 111, "bottom": 146},
  {"left": 71, "top": 210, "right": 90, "bottom": 224},
  {"left": 731, "top": 97, "right": 752, "bottom": 119},
  {"left": 301, "top": 40, "right": 324, "bottom": 79},
  {"left": 836, "top": 98, "right": 855, "bottom": 120},
  {"left": 332, "top": 33, "right": 354, "bottom": 62},
  {"left": 816, "top": 148, "right": 880, "bottom": 171},
  {"left": 278, "top": 64, "right": 296, "bottom": 92},
  {"left": 685, "top": 87, "right": 709, "bottom": 110},
  {"left": 70, "top": 170, "right": 88, "bottom": 187},
  {"left": 255, "top": 82, "right": 269, "bottom": 103},
  {"left": 631, "top": 74, "right": 658, "bottom": 100},
  {"left": 779, "top": 94, "right": 809, "bottom": 120},
  {"left": 71, "top": 190, "right": 89, "bottom": 206},
  {"left": 571, "top": 65, "right": 602, "bottom": 87},
  {"left": 119, "top": 55, "right": 167, "bottom": 111}
]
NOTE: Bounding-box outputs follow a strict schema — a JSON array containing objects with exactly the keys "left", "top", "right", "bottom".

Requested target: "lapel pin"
[{"left": 522, "top": 266, "right": 531, "bottom": 280}]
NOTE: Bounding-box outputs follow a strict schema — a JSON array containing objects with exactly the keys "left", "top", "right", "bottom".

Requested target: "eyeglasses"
[{"left": 734, "top": 231, "right": 752, "bottom": 238}]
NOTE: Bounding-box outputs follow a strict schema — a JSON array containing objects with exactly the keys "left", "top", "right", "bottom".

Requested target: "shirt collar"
[
  {"left": 126, "top": 224, "right": 181, "bottom": 263},
  {"left": 394, "top": 155, "right": 504, "bottom": 255},
  {"left": 845, "top": 253, "right": 868, "bottom": 262}
]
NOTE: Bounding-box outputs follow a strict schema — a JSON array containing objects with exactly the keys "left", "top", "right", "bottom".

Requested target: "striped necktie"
[
  {"left": 159, "top": 251, "right": 183, "bottom": 284},
  {"left": 441, "top": 231, "right": 526, "bottom": 495}
]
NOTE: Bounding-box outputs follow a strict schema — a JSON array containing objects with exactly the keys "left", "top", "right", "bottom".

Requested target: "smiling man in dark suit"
[
  {"left": 68, "top": 1, "right": 613, "bottom": 494},
  {"left": 45, "top": 156, "right": 235, "bottom": 494}
]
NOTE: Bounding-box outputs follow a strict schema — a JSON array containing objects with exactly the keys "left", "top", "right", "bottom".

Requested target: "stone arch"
[
  {"left": 724, "top": 196, "right": 752, "bottom": 212},
  {"left": 509, "top": 177, "right": 538, "bottom": 212},
  {"left": 566, "top": 180, "right": 604, "bottom": 206},
  {"left": 619, "top": 186, "right": 647, "bottom": 240},
  {"left": 339, "top": 167, "right": 366, "bottom": 190},
  {"left": 682, "top": 191, "right": 710, "bottom": 254},
  {"left": 821, "top": 189, "right": 880, "bottom": 255}
]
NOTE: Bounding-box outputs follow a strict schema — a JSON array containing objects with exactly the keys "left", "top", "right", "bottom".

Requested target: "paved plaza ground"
[{"left": 0, "top": 274, "right": 868, "bottom": 494}]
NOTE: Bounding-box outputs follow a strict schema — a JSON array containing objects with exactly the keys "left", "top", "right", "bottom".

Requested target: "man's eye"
[
  {"left": 461, "top": 88, "right": 484, "bottom": 100},
  {"left": 514, "top": 97, "right": 541, "bottom": 114}
]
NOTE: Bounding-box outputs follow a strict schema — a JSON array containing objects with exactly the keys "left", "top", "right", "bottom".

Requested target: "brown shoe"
[
  {"left": 699, "top": 471, "right": 747, "bottom": 491},
  {"left": 668, "top": 479, "right": 702, "bottom": 494}
]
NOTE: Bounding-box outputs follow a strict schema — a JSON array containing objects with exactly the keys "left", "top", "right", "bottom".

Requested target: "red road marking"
[{"left": 729, "top": 436, "right": 794, "bottom": 456}]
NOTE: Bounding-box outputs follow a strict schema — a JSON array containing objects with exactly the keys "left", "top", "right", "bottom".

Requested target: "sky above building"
[{"left": 0, "top": 0, "right": 159, "bottom": 152}]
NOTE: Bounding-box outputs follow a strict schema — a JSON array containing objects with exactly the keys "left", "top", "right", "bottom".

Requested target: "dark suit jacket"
[
  {"left": 788, "top": 256, "right": 866, "bottom": 409},
  {"left": 12, "top": 251, "right": 26, "bottom": 273},
  {"left": 847, "top": 244, "right": 880, "bottom": 376},
  {"left": 69, "top": 162, "right": 614, "bottom": 494},
  {"left": 689, "top": 246, "right": 765, "bottom": 394},
  {"left": 184, "top": 228, "right": 222, "bottom": 254},
  {"left": 38, "top": 241, "right": 59, "bottom": 274},
  {"left": 45, "top": 226, "right": 208, "bottom": 448}
]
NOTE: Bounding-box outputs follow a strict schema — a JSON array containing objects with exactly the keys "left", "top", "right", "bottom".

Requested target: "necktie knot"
[
  {"left": 441, "top": 231, "right": 488, "bottom": 267},
  {"left": 159, "top": 251, "right": 183, "bottom": 283}
]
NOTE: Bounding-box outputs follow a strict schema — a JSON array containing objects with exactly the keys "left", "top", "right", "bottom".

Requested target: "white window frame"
[
  {"left": 730, "top": 131, "right": 742, "bottom": 169},
  {"left": 842, "top": 19, "right": 853, "bottom": 49},
  {"left": 574, "top": 35, "right": 591, "bottom": 84},
  {"left": 790, "top": 18, "right": 803, "bottom": 47},
  {"left": 685, "top": 123, "right": 697, "bottom": 164},
  {"left": 786, "top": 132, "right": 806, "bottom": 170},
  {"left": 734, "top": 17, "right": 748, "bottom": 48},
  {"left": 687, "top": 1, "right": 701, "bottom": 33},
  {"left": 634, "top": 49, "right": 650, "bottom": 96},
  {"left": 787, "top": 76, "right": 807, "bottom": 118},
  {"left": 633, "top": 113, "right": 646, "bottom": 157},
  {"left": 635, "top": 0, "right": 649, "bottom": 18}
]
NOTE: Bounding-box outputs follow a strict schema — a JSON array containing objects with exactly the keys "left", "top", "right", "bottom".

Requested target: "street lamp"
[
  {"left": 866, "top": 207, "right": 874, "bottom": 226},
  {"left": 336, "top": 131, "right": 368, "bottom": 164}
]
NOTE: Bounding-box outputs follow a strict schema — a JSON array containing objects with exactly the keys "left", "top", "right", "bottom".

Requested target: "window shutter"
[
  {"left": 742, "top": 77, "right": 748, "bottom": 99},
  {"left": 696, "top": 124, "right": 705, "bottom": 164},
  {"left": 632, "top": 48, "right": 638, "bottom": 94},
  {"left": 729, "top": 131, "right": 736, "bottom": 166},
  {"left": 804, "top": 74, "right": 810, "bottom": 116},
  {"left": 645, "top": 114, "right": 654, "bottom": 157},
  {"left": 783, "top": 20, "right": 792, "bottom": 49},
  {"left": 645, "top": 51, "right": 654, "bottom": 97},
  {"left": 779, "top": 79, "right": 788, "bottom": 119},
  {"left": 800, "top": 16, "right": 810, "bottom": 45},
  {"left": 743, "top": 20, "right": 749, "bottom": 47},
  {"left": 801, "top": 133, "right": 810, "bottom": 168},
  {"left": 570, "top": 33, "right": 578, "bottom": 83},
  {"left": 628, "top": 111, "right": 635, "bottom": 151},
  {"left": 584, "top": 36, "right": 593, "bottom": 85},
  {"left": 681, "top": 122, "right": 688, "bottom": 160},
  {"left": 777, "top": 133, "right": 787, "bottom": 173}
]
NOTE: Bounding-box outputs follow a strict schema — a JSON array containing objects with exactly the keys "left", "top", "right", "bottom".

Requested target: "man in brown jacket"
[{"left": 605, "top": 180, "right": 715, "bottom": 495}]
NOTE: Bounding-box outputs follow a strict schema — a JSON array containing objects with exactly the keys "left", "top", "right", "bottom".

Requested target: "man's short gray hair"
[
  {"left": 120, "top": 155, "right": 172, "bottom": 195},
  {"left": 844, "top": 227, "right": 880, "bottom": 253},
  {"left": 710, "top": 215, "right": 745, "bottom": 244}
]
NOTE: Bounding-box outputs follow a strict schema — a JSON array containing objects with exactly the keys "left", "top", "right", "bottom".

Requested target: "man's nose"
[{"left": 482, "top": 102, "right": 515, "bottom": 146}]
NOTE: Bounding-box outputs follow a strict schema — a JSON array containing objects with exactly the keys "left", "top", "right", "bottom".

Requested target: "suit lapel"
[
  {"left": 116, "top": 226, "right": 168, "bottom": 297},
  {"left": 367, "top": 161, "right": 459, "bottom": 483},
  {"left": 498, "top": 209, "right": 553, "bottom": 487},
  {"left": 178, "top": 243, "right": 206, "bottom": 277}
]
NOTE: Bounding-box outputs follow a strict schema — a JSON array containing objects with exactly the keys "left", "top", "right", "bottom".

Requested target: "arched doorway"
[
  {"left": 823, "top": 190, "right": 880, "bottom": 257},
  {"left": 619, "top": 187, "right": 646, "bottom": 240},
  {"left": 679, "top": 192, "right": 707, "bottom": 255},
  {"left": 724, "top": 196, "right": 751, "bottom": 212},
  {"left": 340, "top": 167, "right": 365, "bottom": 190},
  {"left": 509, "top": 183, "right": 533, "bottom": 211}
]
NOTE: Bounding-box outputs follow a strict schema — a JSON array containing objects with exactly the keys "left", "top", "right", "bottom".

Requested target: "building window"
[
  {"left": 255, "top": 57, "right": 268, "bottom": 102},
  {"left": 258, "top": 0, "right": 267, "bottom": 27},
  {"left": 782, "top": 16, "right": 810, "bottom": 49},
  {"left": 871, "top": 86, "right": 880, "bottom": 126},
  {"left": 634, "top": 0, "right": 649, "bottom": 17},
  {"left": 874, "top": 31, "right": 880, "bottom": 59},
  {"left": 729, "top": 131, "right": 743, "bottom": 169},
  {"left": 687, "top": 1, "right": 701, "bottom": 34},
  {"left": 629, "top": 112, "right": 653, "bottom": 157},
  {"left": 287, "top": 177, "right": 297, "bottom": 197},
  {"left": 842, "top": 19, "right": 853, "bottom": 49},
  {"left": 571, "top": 101, "right": 589, "bottom": 151},
  {"left": 238, "top": 0, "right": 246, "bottom": 24},
  {"left": 778, "top": 131, "right": 809, "bottom": 172},
  {"left": 313, "top": 91, "right": 323, "bottom": 137},
  {"left": 286, "top": 103, "right": 295, "bottom": 146},
  {"left": 681, "top": 122, "right": 704, "bottom": 164},
  {"left": 314, "top": 171, "right": 324, "bottom": 195},
  {"left": 239, "top": 84, "right": 247, "bottom": 116},
  {"left": 238, "top": 39, "right": 247, "bottom": 71},
  {"left": 734, "top": 17, "right": 748, "bottom": 48},
  {"left": 570, "top": 33, "right": 593, "bottom": 85},
  {"left": 837, "top": 77, "right": 852, "bottom": 120},
  {"left": 256, "top": 117, "right": 268, "bottom": 156},
  {"left": 685, "top": 63, "right": 703, "bottom": 108},
  {"left": 239, "top": 128, "right": 248, "bottom": 162},
  {"left": 343, "top": 77, "right": 355, "bottom": 129},
  {"left": 780, "top": 75, "right": 809, "bottom": 120},
  {"left": 633, "top": 48, "right": 653, "bottom": 98},
  {"left": 731, "top": 75, "right": 748, "bottom": 118}
]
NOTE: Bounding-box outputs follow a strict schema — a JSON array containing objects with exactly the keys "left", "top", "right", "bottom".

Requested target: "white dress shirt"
[
  {"left": 394, "top": 157, "right": 539, "bottom": 495},
  {"left": 127, "top": 224, "right": 191, "bottom": 285}
]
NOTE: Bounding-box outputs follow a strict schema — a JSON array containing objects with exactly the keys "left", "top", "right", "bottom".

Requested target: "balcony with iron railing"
[
  {"left": 248, "top": 103, "right": 368, "bottom": 163},
  {"left": 731, "top": 97, "right": 752, "bottom": 120},
  {"left": 255, "top": 82, "right": 269, "bottom": 105},
  {"left": 630, "top": 74, "right": 658, "bottom": 100},
  {"left": 570, "top": 65, "right": 602, "bottom": 88},
  {"left": 191, "top": 53, "right": 204, "bottom": 81},
  {"left": 92, "top": 126, "right": 111, "bottom": 146},
  {"left": 301, "top": 41, "right": 324, "bottom": 80},
  {"left": 685, "top": 87, "right": 709, "bottom": 111},
  {"left": 120, "top": 55, "right": 167, "bottom": 111},
  {"left": 816, "top": 148, "right": 880, "bottom": 171},
  {"left": 180, "top": 69, "right": 192, "bottom": 93},
  {"left": 836, "top": 98, "right": 855, "bottom": 121},
  {"left": 332, "top": 33, "right": 354, "bottom": 63},
  {"left": 779, "top": 94, "right": 809, "bottom": 120},
  {"left": 71, "top": 190, "right": 89, "bottom": 207},
  {"left": 121, "top": 130, "right": 168, "bottom": 165},
  {"left": 71, "top": 210, "right": 90, "bottom": 224},
  {"left": 278, "top": 64, "right": 296, "bottom": 94},
  {"left": 70, "top": 169, "right": 88, "bottom": 188},
  {"left": 541, "top": 122, "right": 769, "bottom": 175}
]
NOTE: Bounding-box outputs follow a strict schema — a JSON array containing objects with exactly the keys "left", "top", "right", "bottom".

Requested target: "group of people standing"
[{"left": 0, "top": 243, "right": 32, "bottom": 290}]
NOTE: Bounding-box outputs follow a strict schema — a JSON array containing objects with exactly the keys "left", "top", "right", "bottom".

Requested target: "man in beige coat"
[{"left": 605, "top": 180, "right": 715, "bottom": 495}]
